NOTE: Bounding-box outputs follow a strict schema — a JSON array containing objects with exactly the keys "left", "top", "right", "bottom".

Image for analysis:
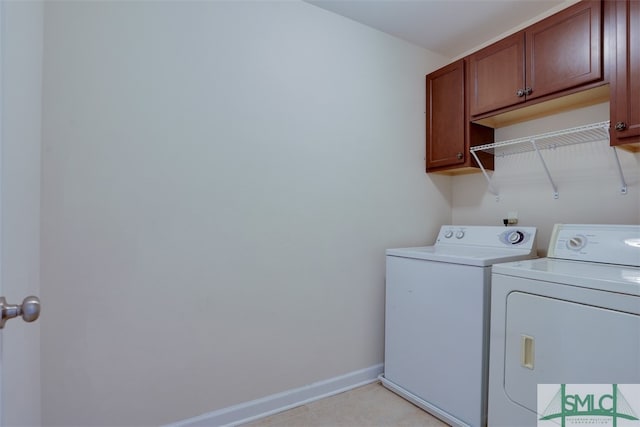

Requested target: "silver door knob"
[
  {"left": 516, "top": 89, "right": 525, "bottom": 97},
  {"left": 0, "top": 296, "right": 40, "bottom": 329},
  {"left": 456, "top": 152, "right": 463, "bottom": 160},
  {"left": 615, "top": 121, "right": 627, "bottom": 131}
]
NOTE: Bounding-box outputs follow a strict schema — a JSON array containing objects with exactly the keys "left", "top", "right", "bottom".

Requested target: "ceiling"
[{"left": 305, "top": 0, "right": 566, "bottom": 58}]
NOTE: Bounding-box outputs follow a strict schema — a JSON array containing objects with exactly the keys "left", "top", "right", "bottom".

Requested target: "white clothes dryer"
[
  {"left": 488, "top": 224, "right": 640, "bottom": 427},
  {"left": 380, "top": 225, "right": 538, "bottom": 427}
]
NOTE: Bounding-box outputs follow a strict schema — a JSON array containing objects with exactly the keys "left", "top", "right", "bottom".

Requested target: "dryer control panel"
[{"left": 548, "top": 224, "right": 640, "bottom": 267}]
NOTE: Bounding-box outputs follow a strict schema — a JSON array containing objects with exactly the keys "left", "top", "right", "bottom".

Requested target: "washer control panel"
[
  {"left": 436, "top": 226, "right": 536, "bottom": 250},
  {"left": 548, "top": 224, "right": 640, "bottom": 267}
]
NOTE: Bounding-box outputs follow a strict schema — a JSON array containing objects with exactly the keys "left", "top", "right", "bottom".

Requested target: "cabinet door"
[
  {"left": 611, "top": 0, "right": 640, "bottom": 148},
  {"left": 468, "top": 33, "right": 525, "bottom": 117},
  {"left": 426, "top": 59, "right": 466, "bottom": 170},
  {"left": 526, "top": 0, "right": 603, "bottom": 101}
]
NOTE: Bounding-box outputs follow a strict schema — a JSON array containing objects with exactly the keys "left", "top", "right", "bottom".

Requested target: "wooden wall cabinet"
[
  {"left": 426, "top": 59, "right": 494, "bottom": 174},
  {"left": 467, "top": 32, "right": 525, "bottom": 117},
  {"left": 609, "top": 0, "right": 640, "bottom": 150},
  {"left": 423, "top": 0, "right": 638, "bottom": 174},
  {"left": 468, "top": 0, "right": 603, "bottom": 118}
]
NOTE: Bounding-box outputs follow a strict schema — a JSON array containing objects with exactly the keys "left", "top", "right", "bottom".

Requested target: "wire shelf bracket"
[
  {"left": 469, "top": 120, "right": 628, "bottom": 199},
  {"left": 469, "top": 149, "right": 500, "bottom": 201},
  {"left": 611, "top": 140, "right": 628, "bottom": 195}
]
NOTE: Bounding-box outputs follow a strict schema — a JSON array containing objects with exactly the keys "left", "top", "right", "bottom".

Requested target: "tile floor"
[{"left": 241, "top": 382, "right": 449, "bottom": 426}]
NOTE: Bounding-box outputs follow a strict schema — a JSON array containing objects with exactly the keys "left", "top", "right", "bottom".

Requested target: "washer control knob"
[
  {"left": 508, "top": 231, "right": 525, "bottom": 244},
  {"left": 455, "top": 231, "right": 465, "bottom": 239},
  {"left": 444, "top": 230, "right": 453, "bottom": 238}
]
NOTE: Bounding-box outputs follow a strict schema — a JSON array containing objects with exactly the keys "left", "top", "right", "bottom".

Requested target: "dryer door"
[{"left": 504, "top": 292, "right": 640, "bottom": 413}]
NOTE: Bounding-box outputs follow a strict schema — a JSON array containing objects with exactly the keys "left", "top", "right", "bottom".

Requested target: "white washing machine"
[
  {"left": 380, "top": 225, "right": 538, "bottom": 427},
  {"left": 488, "top": 224, "right": 640, "bottom": 427}
]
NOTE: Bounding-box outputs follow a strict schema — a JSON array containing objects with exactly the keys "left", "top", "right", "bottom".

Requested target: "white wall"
[
  {"left": 1, "top": 1, "right": 43, "bottom": 426},
  {"left": 452, "top": 103, "right": 640, "bottom": 254},
  {"left": 40, "top": 1, "right": 450, "bottom": 425}
]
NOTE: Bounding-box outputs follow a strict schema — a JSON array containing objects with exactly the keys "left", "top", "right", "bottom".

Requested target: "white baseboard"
[{"left": 168, "top": 363, "right": 384, "bottom": 427}]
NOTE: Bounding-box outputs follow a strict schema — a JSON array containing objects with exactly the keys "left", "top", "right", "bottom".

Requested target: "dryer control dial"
[
  {"left": 455, "top": 231, "right": 465, "bottom": 239},
  {"left": 566, "top": 235, "right": 587, "bottom": 251},
  {"left": 444, "top": 230, "right": 454, "bottom": 239}
]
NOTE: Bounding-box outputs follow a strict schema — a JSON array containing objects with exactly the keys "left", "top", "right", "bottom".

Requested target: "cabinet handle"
[
  {"left": 456, "top": 152, "right": 463, "bottom": 160},
  {"left": 516, "top": 89, "right": 525, "bottom": 97},
  {"left": 524, "top": 87, "right": 532, "bottom": 96},
  {"left": 615, "top": 121, "right": 627, "bottom": 131}
]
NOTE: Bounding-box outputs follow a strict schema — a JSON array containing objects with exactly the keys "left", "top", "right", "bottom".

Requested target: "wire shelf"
[
  {"left": 470, "top": 121, "right": 611, "bottom": 156},
  {"left": 467, "top": 120, "right": 627, "bottom": 200}
]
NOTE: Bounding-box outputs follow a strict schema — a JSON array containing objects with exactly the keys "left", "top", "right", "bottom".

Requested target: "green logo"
[{"left": 539, "top": 384, "right": 639, "bottom": 427}]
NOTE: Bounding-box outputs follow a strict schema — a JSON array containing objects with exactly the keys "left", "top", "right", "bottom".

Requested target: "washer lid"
[
  {"left": 493, "top": 258, "right": 640, "bottom": 296},
  {"left": 386, "top": 245, "right": 536, "bottom": 267}
]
